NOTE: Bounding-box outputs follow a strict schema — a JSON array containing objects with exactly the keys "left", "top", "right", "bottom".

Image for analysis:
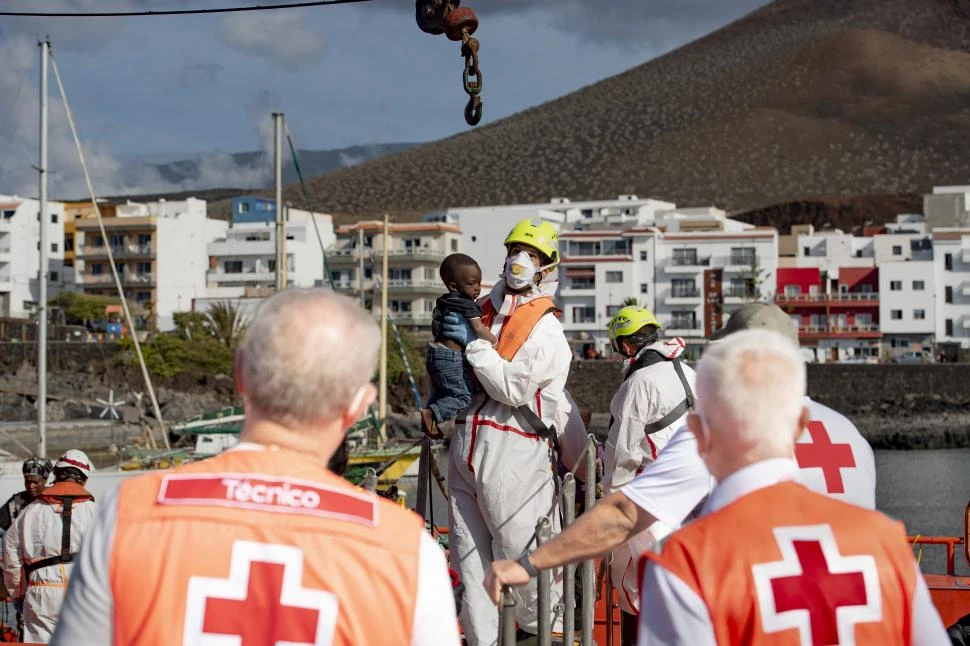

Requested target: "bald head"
[
  {"left": 237, "top": 289, "right": 379, "bottom": 429},
  {"left": 690, "top": 329, "right": 807, "bottom": 478}
]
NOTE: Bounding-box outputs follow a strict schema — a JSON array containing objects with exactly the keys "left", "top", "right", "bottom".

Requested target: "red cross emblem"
[
  {"left": 752, "top": 525, "right": 881, "bottom": 645},
  {"left": 795, "top": 421, "right": 855, "bottom": 494},
  {"left": 183, "top": 541, "right": 338, "bottom": 646}
]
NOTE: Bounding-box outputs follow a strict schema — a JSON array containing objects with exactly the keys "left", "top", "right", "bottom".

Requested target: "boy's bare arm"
[{"left": 468, "top": 318, "right": 497, "bottom": 345}]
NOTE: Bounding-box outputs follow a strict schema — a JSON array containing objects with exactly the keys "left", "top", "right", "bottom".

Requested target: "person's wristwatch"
[{"left": 517, "top": 552, "right": 539, "bottom": 578}]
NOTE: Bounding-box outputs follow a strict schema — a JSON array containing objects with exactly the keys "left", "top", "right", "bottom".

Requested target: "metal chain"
[{"left": 460, "top": 31, "right": 483, "bottom": 126}]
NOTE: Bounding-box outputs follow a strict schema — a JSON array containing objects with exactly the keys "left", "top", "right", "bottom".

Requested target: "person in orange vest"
[
  {"left": 51, "top": 289, "right": 460, "bottom": 646},
  {"left": 637, "top": 328, "right": 948, "bottom": 645},
  {"left": 3, "top": 450, "right": 97, "bottom": 644},
  {"left": 435, "top": 218, "right": 572, "bottom": 645}
]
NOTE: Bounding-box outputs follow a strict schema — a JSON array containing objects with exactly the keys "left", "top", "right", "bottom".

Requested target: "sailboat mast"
[
  {"left": 273, "top": 112, "right": 284, "bottom": 291},
  {"left": 378, "top": 213, "right": 389, "bottom": 448},
  {"left": 37, "top": 39, "right": 49, "bottom": 458}
]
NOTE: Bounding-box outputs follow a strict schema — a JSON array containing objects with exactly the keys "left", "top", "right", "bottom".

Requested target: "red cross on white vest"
[
  {"left": 183, "top": 540, "right": 338, "bottom": 646},
  {"left": 753, "top": 525, "right": 882, "bottom": 645},
  {"left": 795, "top": 420, "right": 856, "bottom": 494}
]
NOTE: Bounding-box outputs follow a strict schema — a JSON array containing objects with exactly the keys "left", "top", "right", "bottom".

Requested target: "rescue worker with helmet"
[
  {"left": 603, "top": 306, "right": 696, "bottom": 641},
  {"left": 3, "top": 450, "right": 96, "bottom": 644},
  {"left": 0, "top": 457, "right": 54, "bottom": 537},
  {"left": 436, "top": 218, "right": 572, "bottom": 645},
  {"left": 485, "top": 303, "right": 878, "bottom": 644},
  {"left": 53, "top": 289, "right": 459, "bottom": 646},
  {"left": 639, "top": 328, "right": 948, "bottom": 644}
]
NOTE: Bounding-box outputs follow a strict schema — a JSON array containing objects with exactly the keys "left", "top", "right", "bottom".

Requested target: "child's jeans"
[{"left": 426, "top": 343, "right": 474, "bottom": 423}]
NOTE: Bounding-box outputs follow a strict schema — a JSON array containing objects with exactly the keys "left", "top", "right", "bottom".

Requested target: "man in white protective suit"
[{"left": 436, "top": 218, "right": 573, "bottom": 646}]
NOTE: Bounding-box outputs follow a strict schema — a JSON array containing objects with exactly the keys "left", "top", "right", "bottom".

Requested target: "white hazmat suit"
[
  {"left": 449, "top": 280, "right": 572, "bottom": 646},
  {"left": 604, "top": 339, "right": 695, "bottom": 615},
  {"left": 3, "top": 489, "right": 97, "bottom": 643}
]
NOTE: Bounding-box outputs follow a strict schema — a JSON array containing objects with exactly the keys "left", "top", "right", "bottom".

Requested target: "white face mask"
[{"left": 502, "top": 251, "right": 553, "bottom": 290}]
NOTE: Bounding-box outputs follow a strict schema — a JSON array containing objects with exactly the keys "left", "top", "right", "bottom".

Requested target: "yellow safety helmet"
[
  {"left": 504, "top": 218, "right": 559, "bottom": 265},
  {"left": 607, "top": 306, "right": 662, "bottom": 350}
]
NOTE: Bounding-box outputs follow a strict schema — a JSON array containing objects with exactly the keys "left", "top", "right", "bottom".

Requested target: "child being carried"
[{"left": 422, "top": 253, "right": 497, "bottom": 438}]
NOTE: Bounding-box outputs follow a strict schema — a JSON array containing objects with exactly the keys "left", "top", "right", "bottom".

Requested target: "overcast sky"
[{"left": 0, "top": 0, "right": 770, "bottom": 196}]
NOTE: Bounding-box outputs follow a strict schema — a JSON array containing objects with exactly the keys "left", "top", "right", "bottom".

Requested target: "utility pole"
[
  {"left": 357, "top": 227, "right": 365, "bottom": 307},
  {"left": 378, "top": 214, "right": 390, "bottom": 447},
  {"left": 37, "top": 39, "right": 49, "bottom": 458},
  {"left": 273, "top": 112, "right": 284, "bottom": 291}
]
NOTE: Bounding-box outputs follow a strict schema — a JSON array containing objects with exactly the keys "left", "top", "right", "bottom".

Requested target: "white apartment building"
[
  {"left": 558, "top": 209, "right": 778, "bottom": 357},
  {"left": 924, "top": 185, "right": 970, "bottom": 230},
  {"left": 932, "top": 229, "right": 970, "bottom": 356},
  {"left": 424, "top": 195, "right": 677, "bottom": 284},
  {"left": 0, "top": 195, "right": 69, "bottom": 318},
  {"left": 74, "top": 197, "right": 227, "bottom": 331},
  {"left": 878, "top": 260, "right": 935, "bottom": 357},
  {"left": 327, "top": 221, "right": 462, "bottom": 329},
  {"left": 206, "top": 197, "right": 335, "bottom": 299}
]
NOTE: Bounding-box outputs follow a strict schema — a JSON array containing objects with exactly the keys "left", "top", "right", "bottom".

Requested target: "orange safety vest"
[
  {"left": 481, "top": 296, "right": 559, "bottom": 360},
  {"left": 640, "top": 482, "right": 917, "bottom": 644},
  {"left": 109, "top": 449, "right": 424, "bottom": 646}
]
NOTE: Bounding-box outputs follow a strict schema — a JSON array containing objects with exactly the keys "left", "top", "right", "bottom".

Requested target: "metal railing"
[
  {"left": 776, "top": 292, "right": 879, "bottom": 303},
  {"left": 670, "top": 256, "right": 710, "bottom": 267},
  {"left": 499, "top": 435, "right": 599, "bottom": 646},
  {"left": 670, "top": 287, "right": 700, "bottom": 298}
]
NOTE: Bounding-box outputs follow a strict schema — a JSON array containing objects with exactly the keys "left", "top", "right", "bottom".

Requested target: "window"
[
  {"left": 566, "top": 241, "right": 599, "bottom": 256},
  {"left": 389, "top": 300, "right": 412, "bottom": 313},
  {"left": 136, "top": 262, "right": 151, "bottom": 274},
  {"left": 914, "top": 309, "right": 926, "bottom": 320},
  {"left": 138, "top": 234, "right": 152, "bottom": 246},
  {"left": 571, "top": 278, "right": 595, "bottom": 290},
  {"left": 224, "top": 261, "right": 243, "bottom": 274},
  {"left": 728, "top": 278, "right": 753, "bottom": 298},
  {"left": 730, "top": 247, "right": 756, "bottom": 266},
  {"left": 889, "top": 281, "right": 902, "bottom": 291},
  {"left": 672, "top": 279, "right": 696, "bottom": 298},
  {"left": 268, "top": 260, "right": 277, "bottom": 272},
  {"left": 803, "top": 246, "right": 811, "bottom": 256},
  {"left": 451, "top": 239, "right": 458, "bottom": 252},
  {"left": 365, "top": 268, "right": 373, "bottom": 280},
  {"left": 790, "top": 314, "right": 802, "bottom": 328},
  {"left": 92, "top": 264, "right": 103, "bottom": 275},
  {"left": 50, "top": 271, "right": 58, "bottom": 282},
  {"left": 671, "top": 311, "right": 696, "bottom": 330},
  {"left": 640, "top": 283, "right": 649, "bottom": 294},
  {"left": 945, "top": 286, "right": 953, "bottom": 304},
  {"left": 601, "top": 240, "right": 630, "bottom": 256},
  {"left": 239, "top": 202, "right": 250, "bottom": 213},
  {"left": 115, "top": 262, "right": 124, "bottom": 274},
  {"left": 672, "top": 248, "right": 698, "bottom": 266},
  {"left": 946, "top": 319, "right": 954, "bottom": 336},
  {"left": 110, "top": 235, "right": 124, "bottom": 247},
  {"left": 913, "top": 280, "right": 925, "bottom": 291},
  {"left": 572, "top": 306, "right": 595, "bottom": 324},
  {"left": 424, "top": 300, "right": 434, "bottom": 313},
  {"left": 51, "top": 243, "right": 58, "bottom": 253},
  {"left": 606, "top": 305, "right": 621, "bottom": 318},
  {"left": 51, "top": 213, "right": 58, "bottom": 224},
  {"left": 403, "top": 238, "right": 422, "bottom": 250},
  {"left": 605, "top": 271, "right": 623, "bottom": 283},
  {"left": 784, "top": 285, "right": 802, "bottom": 297},
  {"left": 94, "top": 236, "right": 104, "bottom": 247},
  {"left": 892, "top": 245, "right": 902, "bottom": 256},
  {"left": 389, "top": 268, "right": 412, "bottom": 281},
  {"left": 890, "top": 310, "right": 902, "bottom": 320},
  {"left": 945, "top": 253, "right": 953, "bottom": 271},
  {"left": 856, "top": 284, "right": 873, "bottom": 294},
  {"left": 64, "top": 237, "right": 74, "bottom": 252},
  {"left": 639, "top": 251, "right": 648, "bottom": 261},
  {"left": 856, "top": 313, "right": 872, "bottom": 327},
  {"left": 136, "top": 291, "right": 151, "bottom": 302}
]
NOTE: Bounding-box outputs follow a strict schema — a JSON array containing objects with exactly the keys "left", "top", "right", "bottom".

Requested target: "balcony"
[
  {"left": 665, "top": 287, "right": 702, "bottom": 305},
  {"left": 80, "top": 271, "right": 155, "bottom": 287},
  {"left": 327, "top": 247, "right": 450, "bottom": 265},
  {"left": 0, "top": 245, "right": 10, "bottom": 261},
  {"left": 665, "top": 321, "right": 701, "bottom": 337},
  {"left": 207, "top": 269, "right": 275, "bottom": 285},
  {"left": 208, "top": 239, "right": 275, "bottom": 257},
  {"left": 798, "top": 324, "right": 881, "bottom": 340},
  {"left": 723, "top": 287, "right": 758, "bottom": 303},
  {"left": 387, "top": 312, "right": 433, "bottom": 326},
  {"left": 560, "top": 282, "right": 596, "bottom": 295},
  {"left": 721, "top": 255, "right": 759, "bottom": 271},
  {"left": 665, "top": 256, "right": 711, "bottom": 274},
  {"left": 78, "top": 243, "right": 153, "bottom": 259},
  {"left": 776, "top": 292, "right": 879, "bottom": 307}
]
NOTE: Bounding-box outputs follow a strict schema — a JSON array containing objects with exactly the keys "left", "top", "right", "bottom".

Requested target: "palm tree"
[
  {"left": 205, "top": 301, "right": 249, "bottom": 349},
  {"left": 622, "top": 297, "right": 640, "bottom": 307}
]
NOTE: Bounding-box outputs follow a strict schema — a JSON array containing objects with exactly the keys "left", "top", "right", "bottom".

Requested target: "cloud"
[
  {"left": 215, "top": 10, "right": 326, "bottom": 71},
  {"left": 0, "top": 0, "right": 142, "bottom": 53},
  {"left": 177, "top": 61, "right": 225, "bottom": 89},
  {"left": 385, "top": 0, "right": 771, "bottom": 46}
]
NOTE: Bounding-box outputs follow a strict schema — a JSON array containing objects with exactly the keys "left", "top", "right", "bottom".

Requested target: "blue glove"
[{"left": 441, "top": 312, "right": 475, "bottom": 348}]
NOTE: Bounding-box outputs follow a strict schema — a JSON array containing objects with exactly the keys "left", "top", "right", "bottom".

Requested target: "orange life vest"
[
  {"left": 639, "top": 482, "right": 917, "bottom": 644},
  {"left": 481, "top": 296, "right": 558, "bottom": 360},
  {"left": 108, "top": 449, "right": 424, "bottom": 646}
]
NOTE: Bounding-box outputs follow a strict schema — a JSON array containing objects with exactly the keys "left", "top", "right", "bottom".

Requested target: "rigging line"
[
  {"left": 0, "top": 0, "right": 374, "bottom": 17},
  {"left": 284, "top": 123, "right": 333, "bottom": 289},
  {"left": 48, "top": 47, "right": 170, "bottom": 450},
  {"left": 0, "top": 65, "right": 33, "bottom": 147}
]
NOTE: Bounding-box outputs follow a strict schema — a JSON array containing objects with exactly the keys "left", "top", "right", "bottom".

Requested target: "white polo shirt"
[{"left": 620, "top": 397, "right": 877, "bottom": 530}]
